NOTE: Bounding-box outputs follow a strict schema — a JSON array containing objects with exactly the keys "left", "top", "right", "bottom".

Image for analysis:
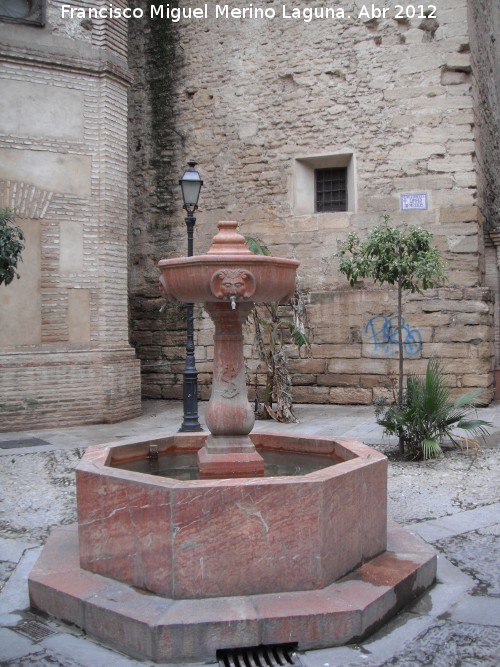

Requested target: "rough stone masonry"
[{"left": 128, "top": 0, "right": 498, "bottom": 405}]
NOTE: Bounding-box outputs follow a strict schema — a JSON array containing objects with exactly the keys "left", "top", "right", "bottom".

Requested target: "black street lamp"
[{"left": 179, "top": 162, "right": 203, "bottom": 432}]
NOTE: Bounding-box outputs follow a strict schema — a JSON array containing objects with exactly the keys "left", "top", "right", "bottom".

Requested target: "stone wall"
[
  {"left": 468, "top": 0, "right": 500, "bottom": 395},
  {"left": 0, "top": 0, "right": 141, "bottom": 429},
  {"left": 129, "top": 0, "right": 496, "bottom": 404}
]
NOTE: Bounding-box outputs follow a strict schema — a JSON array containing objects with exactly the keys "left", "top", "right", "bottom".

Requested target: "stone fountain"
[{"left": 29, "top": 222, "right": 436, "bottom": 663}]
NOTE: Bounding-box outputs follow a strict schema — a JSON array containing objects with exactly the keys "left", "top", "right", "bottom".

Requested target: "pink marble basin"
[
  {"left": 76, "top": 433, "right": 387, "bottom": 600},
  {"left": 158, "top": 221, "right": 299, "bottom": 304}
]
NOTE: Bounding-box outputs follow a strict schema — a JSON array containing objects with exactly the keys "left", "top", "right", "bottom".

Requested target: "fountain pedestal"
[{"left": 198, "top": 301, "right": 264, "bottom": 477}]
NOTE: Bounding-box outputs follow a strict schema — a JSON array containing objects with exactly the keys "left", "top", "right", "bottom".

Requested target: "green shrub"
[
  {"left": 0, "top": 209, "right": 25, "bottom": 287},
  {"left": 375, "top": 358, "right": 491, "bottom": 460}
]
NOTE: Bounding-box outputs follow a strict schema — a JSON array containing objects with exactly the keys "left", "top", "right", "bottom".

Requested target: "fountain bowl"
[{"left": 158, "top": 221, "right": 299, "bottom": 305}]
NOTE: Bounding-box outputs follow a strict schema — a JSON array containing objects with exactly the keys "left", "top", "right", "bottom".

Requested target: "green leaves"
[
  {"left": 337, "top": 218, "right": 447, "bottom": 294},
  {"left": 244, "top": 235, "right": 271, "bottom": 256},
  {"left": 337, "top": 216, "right": 448, "bottom": 455},
  {"left": 0, "top": 209, "right": 25, "bottom": 287},
  {"left": 377, "top": 358, "right": 492, "bottom": 460}
]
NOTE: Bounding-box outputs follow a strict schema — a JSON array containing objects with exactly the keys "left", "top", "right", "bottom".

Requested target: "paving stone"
[
  {"left": 301, "top": 644, "right": 377, "bottom": 667},
  {"left": 42, "top": 633, "right": 148, "bottom": 667},
  {"left": 0, "top": 548, "right": 42, "bottom": 615},
  {"left": 378, "top": 620, "right": 500, "bottom": 666},
  {"left": 0, "top": 402, "right": 498, "bottom": 665},
  {"left": 434, "top": 523, "right": 500, "bottom": 596},
  {"left": 0, "top": 538, "right": 36, "bottom": 563},
  {"left": 0, "top": 627, "right": 44, "bottom": 662},
  {"left": 448, "top": 595, "right": 500, "bottom": 626},
  {"left": 410, "top": 503, "right": 500, "bottom": 543},
  {"left": 0, "top": 650, "right": 82, "bottom": 666},
  {"left": 0, "top": 562, "right": 16, "bottom": 593}
]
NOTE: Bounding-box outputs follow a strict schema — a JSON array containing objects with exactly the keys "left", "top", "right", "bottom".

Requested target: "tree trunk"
[{"left": 397, "top": 276, "right": 405, "bottom": 458}]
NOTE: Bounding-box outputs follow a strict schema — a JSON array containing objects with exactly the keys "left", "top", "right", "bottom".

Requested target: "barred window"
[
  {"left": 0, "top": 0, "right": 44, "bottom": 26},
  {"left": 315, "top": 167, "right": 347, "bottom": 213}
]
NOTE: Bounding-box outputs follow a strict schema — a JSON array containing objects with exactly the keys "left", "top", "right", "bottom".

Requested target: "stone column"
[{"left": 197, "top": 301, "right": 264, "bottom": 477}]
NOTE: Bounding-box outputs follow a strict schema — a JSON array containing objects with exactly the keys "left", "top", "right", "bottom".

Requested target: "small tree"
[
  {"left": 337, "top": 217, "right": 447, "bottom": 456},
  {"left": 0, "top": 209, "right": 25, "bottom": 287}
]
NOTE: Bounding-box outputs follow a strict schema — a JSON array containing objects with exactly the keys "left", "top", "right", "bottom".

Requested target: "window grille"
[{"left": 315, "top": 167, "right": 347, "bottom": 213}]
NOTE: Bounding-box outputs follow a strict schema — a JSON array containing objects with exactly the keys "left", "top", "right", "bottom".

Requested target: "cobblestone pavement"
[{"left": 0, "top": 401, "right": 498, "bottom": 667}]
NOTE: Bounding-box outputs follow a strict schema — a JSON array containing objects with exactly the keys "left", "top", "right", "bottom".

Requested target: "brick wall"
[{"left": 0, "top": 0, "right": 141, "bottom": 430}]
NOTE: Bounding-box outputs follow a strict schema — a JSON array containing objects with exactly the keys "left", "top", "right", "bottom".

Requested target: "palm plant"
[{"left": 375, "top": 358, "right": 491, "bottom": 460}]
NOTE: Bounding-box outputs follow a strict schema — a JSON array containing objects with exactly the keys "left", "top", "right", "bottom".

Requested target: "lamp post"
[{"left": 179, "top": 162, "right": 203, "bottom": 432}]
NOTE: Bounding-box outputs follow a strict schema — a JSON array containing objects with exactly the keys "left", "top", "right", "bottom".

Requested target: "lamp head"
[{"left": 179, "top": 161, "right": 203, "bottom": 213}]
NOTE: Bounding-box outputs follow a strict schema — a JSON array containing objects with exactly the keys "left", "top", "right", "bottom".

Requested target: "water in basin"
[{"left": 111, "top": 450, "right": 340, "bottom": 480}]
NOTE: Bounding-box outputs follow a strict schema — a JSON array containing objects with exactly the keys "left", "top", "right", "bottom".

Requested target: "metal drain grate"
[
  {"left": 13, "top": 619, "right": 58, "bottom": 642},
  {"left": 217, "top": 643, "right": 301, "bottom": 667},
  {"left": 0, "top": 437, "right": 53, "bottom": 450}
]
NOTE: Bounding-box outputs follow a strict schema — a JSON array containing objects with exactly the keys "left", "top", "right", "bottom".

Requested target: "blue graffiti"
[{"left": 365, "top": 315, "right": 422, "bottom": 359}]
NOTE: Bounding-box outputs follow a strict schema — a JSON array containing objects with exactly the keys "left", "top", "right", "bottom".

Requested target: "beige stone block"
[
  {"left": 0, "top": 80, "right": 84, "bottom": 141},
  {"left": 291, "top": 373, "right": 317, "bottom": 385},
  {"left": 288, "top": 358, "right": 326, "bottom": 374},
  {"left": 437, "top": 358, "right": 492, "bottom": 374},
  {"left": 469, "top": 342, "right": 495, "bottom": 360},
  {"left": 434, "top": 325, "right": 492, "bottom": 343},
  {"left": 384, "top": 86, "right": 442, "bottom": 101},
  {"left": 291, "top": 386, "right": 330, "bottom": 403},
  {"left": 447, "top": 235, "right": 479, "bottom": 254},
  {"left": 0, "top": 149, "right": 92, "bottom": 197},
  {"left": 432, "top": 189, "right": 475, "bottom": 207},
  {"left": 447, "top": 110, "right": 475, "bottom": 125},
  {"left": 463, "top": 288, "right": 494, "bottom": 302},
  {"left": 329, "top": 387, "right": 372, "bottom": 405},
  {"left": 437, "top": 224, "right": 479, "bottom": 240},
  {"left": 327, "top": 358, "right": 392, "bottom": 375},
  {"left": 454, "top": 172, "right": 477, "bottom": 187},
  {"left": 460, "top": 375, "right": 494, "bottom": 389},
  {"left": 444, "top": 54, "right": 471, "bottom": 73},
  {"left": 414, "top": 312, "right": 452, "bottom": 327},
  {"left": 445, "top": 269, "right": 481, "bottom": 287},
  {"left": 313, "top": 327, "right": 350, "bottom": 345},
  {"left": 389, "top": 144, "right": 446, "bottom": 160},
  {"left": 310, "top": 344, "right": 362, "bottom": 359},
  {"left": 453, "top": 312, "right": 492, "bottom": 326},
  {"left": 448, "top": 141, "right": 475, "bottom": 155},
  {"left": 428, "top": 156, "right": 474, "bottom": 173},
  {"left": 392, "top": 175, "right": 453, "bottom": 191},
  {"left": 438, "top": 206, "right": 479, "bottom": 223},
  {"left": 421, "top": 343, "right": 471, "bottom": 358},
  {"left": 316, "top": 373, "right": 359, "bottom": 387},
  {"left": 315, "top": 213, "right": 351, "bottom": 230},
  {"left": 412, "top": 96, "right": 473, "bottom": 113},
  {"left": 402, "top": 28, "right": 425, "bottom": 45},
  {"left": 397, "top": 55, "right": 442, "bottom": 75},
  {"left": 441, "top": 71, "right": 471, "bottom": 86}
]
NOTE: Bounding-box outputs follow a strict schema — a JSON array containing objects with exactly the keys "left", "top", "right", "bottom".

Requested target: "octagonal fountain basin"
[
  {"left": 74, "top": 433, "right": 387, "bottom": 599},
  {"left": 29, "top": 432, "right": 437, "bottom": 663}
]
